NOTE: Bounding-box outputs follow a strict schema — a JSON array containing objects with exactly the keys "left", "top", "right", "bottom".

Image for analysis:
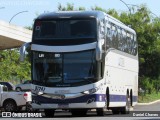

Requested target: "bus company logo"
[
  {"left": 35, "top": 86, "right": 45, "bottom": 92},
  {"left": 2, "top": 112, "right": 11, "bottom": 117}
]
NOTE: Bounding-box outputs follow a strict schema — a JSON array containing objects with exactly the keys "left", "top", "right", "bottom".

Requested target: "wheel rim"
[
  {"left": 126, "top": 96, "right": 130, "bottom": 112},
  {"left": 5, "top": 102, "right": 15, "bottom": 111}
]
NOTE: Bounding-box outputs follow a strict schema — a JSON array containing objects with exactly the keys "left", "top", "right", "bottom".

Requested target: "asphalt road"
[{"left": 1, "top": 102, "right": 160, "bottom": 120}]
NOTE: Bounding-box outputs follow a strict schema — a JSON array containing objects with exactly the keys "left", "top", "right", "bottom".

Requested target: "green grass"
[{"left": 138, "top": 92, "right": 160, "bottom": 103}]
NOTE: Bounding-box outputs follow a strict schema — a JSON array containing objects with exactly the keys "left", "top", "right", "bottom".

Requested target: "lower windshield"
[{"left": 32, "top": 50, "right": 96, "bottom": 87}]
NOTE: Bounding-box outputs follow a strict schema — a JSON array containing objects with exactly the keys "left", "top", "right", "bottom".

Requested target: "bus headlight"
[{"left": 82, "top": 87, "right": 99, "bottom": 94}]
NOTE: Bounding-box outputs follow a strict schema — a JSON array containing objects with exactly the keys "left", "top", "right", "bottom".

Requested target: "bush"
[{"left": 139, "top": 77, "right": 155, "bottom": 94}]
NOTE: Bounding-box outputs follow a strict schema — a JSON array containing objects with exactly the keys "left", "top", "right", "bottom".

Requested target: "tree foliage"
[
  {"left": 0, "top": 49, "right": 31, "bottom": 83},
  {"left": 58, "top": 3, "right": 85, "bottom": 11}
]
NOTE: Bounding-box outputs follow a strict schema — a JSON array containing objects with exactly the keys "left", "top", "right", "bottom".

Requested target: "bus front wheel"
[{"left": 96, "top": 108, "right": 105, "bottom": 116}]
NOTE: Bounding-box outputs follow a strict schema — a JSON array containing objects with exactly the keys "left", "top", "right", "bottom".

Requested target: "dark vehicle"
[{"left": 0, "top": 82, "right": 15, "bottom": 91}]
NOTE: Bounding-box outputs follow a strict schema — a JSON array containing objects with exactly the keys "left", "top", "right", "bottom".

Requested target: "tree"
[
  {"left": 91, "top": 6, "right": 107, "bottom": 13},
  {"left": 0, "top": 49, "right": 31, "bottom": 83},
  {"left": 58, "top": 3, "right": 85, "bottom": 11}
]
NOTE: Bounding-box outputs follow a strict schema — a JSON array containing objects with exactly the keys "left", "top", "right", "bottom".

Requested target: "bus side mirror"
[
  {"left": 96, "top": 41, "right": 102, "bottom": 61},
  {"left": 20, "top": 42, "right": 31, "bottom": 62}
]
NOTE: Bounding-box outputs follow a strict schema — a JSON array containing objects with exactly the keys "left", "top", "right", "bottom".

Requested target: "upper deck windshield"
[
  {"left": 32, "top": 50, "right": 96, "bottom": 87},
  {"left": 33, "top": 19, "right": 96, "bottom": 40}
]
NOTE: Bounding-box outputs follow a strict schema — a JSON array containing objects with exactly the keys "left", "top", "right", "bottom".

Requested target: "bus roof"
[
  {"left": 37, "top": 11, "right": 104, "bottom": 20},
  {"left": 36, "top": 11, "right": 136, "bottom": 35}
]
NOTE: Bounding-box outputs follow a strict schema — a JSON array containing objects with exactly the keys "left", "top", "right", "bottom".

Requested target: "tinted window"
[
  {"left": 105, "top": 22, "right": 137, "bottom": 56},
  {"left": 34, "top": 19, "right": 96, "bottom": 39}
]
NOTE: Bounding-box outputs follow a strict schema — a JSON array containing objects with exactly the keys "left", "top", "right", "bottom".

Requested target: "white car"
[
  {"left": 15, "top": 80, "right": 32, "bottom": 91},
  {"left": 0, "top": 84, "right": 32, "bottom": 112}
]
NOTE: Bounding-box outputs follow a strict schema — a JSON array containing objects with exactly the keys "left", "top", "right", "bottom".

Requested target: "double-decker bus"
[{"left": 20, "top": 11, "right": 138, "bottom": 117}]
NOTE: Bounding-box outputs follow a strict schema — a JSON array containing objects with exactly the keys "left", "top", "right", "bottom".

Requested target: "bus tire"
[
  {"left": 44, "top": 109, "right": 55, "bottom": 117},
  {"left": 106, "top": 87, "right": 110, "bottom": 109},
  {"left": 130, "top": 89, "right": 133, "bottom": 106},
  {"left": 120, "top": 92, "right": 130, "bottom": 114},
  {"left": 96, "top": 108, "right": 104, "bottom": 116},
  {"left": 3, "top": 100, "right": 17, "bottom": 112}
]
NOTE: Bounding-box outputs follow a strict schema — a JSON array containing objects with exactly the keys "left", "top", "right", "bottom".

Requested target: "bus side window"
[
  {"left": 106, "top": 23, "right": 112, "bottom": 49},
  {"left": 118, "top": 28, "right": 123, "bottom": 51},
  {"left": 113, "top": 25, "right": 118, "bottom": 49},
  {"left": 133, "top": 35, "right": 138, "bottom": 55},
  {"left": 121, "top": 29, "right": 127, "bottom": 53}
]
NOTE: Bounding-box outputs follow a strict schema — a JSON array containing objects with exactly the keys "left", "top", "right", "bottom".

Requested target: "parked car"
[
  {"left": 0, "top": 84, "right": 32, "bottom": 112},
  {"left": 0, "top": 82, "right": 15, "bottom": 91},
  {"left": 15, "top": 80, "right": 32, "bottom": 91}
]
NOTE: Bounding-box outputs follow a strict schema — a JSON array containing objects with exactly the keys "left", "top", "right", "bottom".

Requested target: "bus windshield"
[
  {"left": 32, "top": 50, "right": 96, "bottom": 87},
  {"left": 33, "top": 19, "right": 96, "bottom": 39}
]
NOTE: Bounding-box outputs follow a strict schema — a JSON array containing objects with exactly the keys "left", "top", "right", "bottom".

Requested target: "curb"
[{"left": 137, "top": 99, "right": 160, "bottom": 105}]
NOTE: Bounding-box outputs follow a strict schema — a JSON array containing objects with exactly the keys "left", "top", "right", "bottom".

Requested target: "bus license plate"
[{"left": 58, "top": 104, "right": 69, "bottom": 108}]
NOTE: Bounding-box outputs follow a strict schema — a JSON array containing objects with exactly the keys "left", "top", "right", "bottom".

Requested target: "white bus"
[{"left": 20, "top": 11, "right": 138, "bottom": 117}]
